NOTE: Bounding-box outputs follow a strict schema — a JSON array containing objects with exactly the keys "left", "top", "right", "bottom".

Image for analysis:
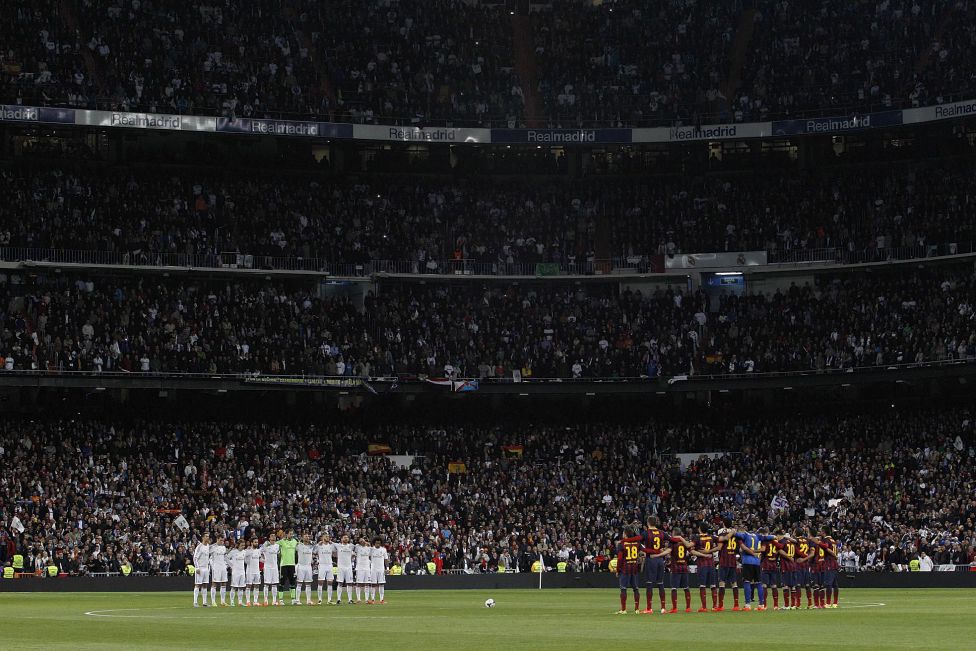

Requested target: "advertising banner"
[
  {"left": 664, "top": 251, "right": 767, "bottom": 269},
  {"left": 631, "top": 122, "right": 772, "bottom": 143},
  {"left": 217, "top": 117, "right": 351, "bottom": 138},
  {"left": 902, "top": 98, "right": 976, "bottom": 124},
  {"left": 0, "top": 105, "right": 75, "bottom": 124},
  {"left": 75, "top": 109, "right": 217, "bottom": 132},
  {"left": 772, "top": 110, "right": 902, "bottom": 136},
  {"left": 4, "top": 96, "right": 976, "bottom": 143},
  {"left": 491, "top": 128, "right": 632, "bottom": 144},
  {"left": 354, "top": 124, "right": 490, "bottom": 143}
]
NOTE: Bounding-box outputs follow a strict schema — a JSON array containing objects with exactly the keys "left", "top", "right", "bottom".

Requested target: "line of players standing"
[
  {"left": 190, "top": 530, "right": 389, "bottom": 607},
  {"left": 615, "top": 516, "right": 841, "bottom": 614}
]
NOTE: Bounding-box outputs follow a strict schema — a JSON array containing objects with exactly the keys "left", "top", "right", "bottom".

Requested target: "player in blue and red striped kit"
[
  {"left": 641, "top": 516, "right": 670, "bottom": 614},
  {"left": 819, "top": 530, "right": 840, "bottom": 608},
  {"left": 661, "top": 528, "right": 694, "bottom": 614},
  {"left": 690, "top": 523, "right": 719, "bottom": 612},
  {"left": 615, "top": 527, "right": 644, "bottom": 614}
]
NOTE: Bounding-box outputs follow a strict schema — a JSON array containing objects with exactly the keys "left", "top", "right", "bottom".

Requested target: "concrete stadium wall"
[{"left": 1, "top": 572, "right": 975, "bottom": 592}]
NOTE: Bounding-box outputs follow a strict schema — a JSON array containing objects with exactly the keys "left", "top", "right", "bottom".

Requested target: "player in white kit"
[
  {"left": 369, "top": 538, "right": 390, "bottom": 604},
  {"left": 354, "top": 537, "right": 372, "bottom": 603},
  {"left": 296, "top": 533, "right": 315, "bottom": 605},
  {"left": 244, "top": 538, "right": 263, "bottom": 606},
  {"left": 192, "top": 533, "right": 211, "bottom": 607},
  {"left": 315, "top": 533, "right": 335, "bottom": 604},
  {"left": 209, "top": 537, "right": 229, "bottom": 606},
  {"left": 334, "top": 534, "right": 355, "bottom": 605},
  {"left": 227, "top": 539, "right": 247, "bottom": 606},
  {"left": 261, "top": 533, "right": 281, "bottom": 606}
]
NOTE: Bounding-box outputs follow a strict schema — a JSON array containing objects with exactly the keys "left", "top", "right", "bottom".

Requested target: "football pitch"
[{"left": 2, "top": 588, "right": 974, "bottom": 650}]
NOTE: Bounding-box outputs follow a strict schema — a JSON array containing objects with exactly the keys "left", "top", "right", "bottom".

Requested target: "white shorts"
[
  {"left": 355, "top": 567, "right": 370, "bottom": 584},
  {"left": 264, "top": 566, "right": 279, "bottom": 584},
  {"left": 211, "top": 566, "right": 228, "bottom": 583},
  {"left": 194, "top": 567, "right": 211, "bottom": 585},
  {"left": 231, "top": 570, "right": 245, "bottom": 589},
  {"left": 246, "top": 571, "right": 261, "bottom": 586},
  {"left": 372, "top": 569, "right": 386, "bottom": 584},
  {"left": 317, "top": 565, "right": 333, "bottom": 582},
  {"left": 296, "top": 565, "right": 313, "bottom": 583},
  {"left": 336, "top": 567, "right": 354, "bottom": 584}
]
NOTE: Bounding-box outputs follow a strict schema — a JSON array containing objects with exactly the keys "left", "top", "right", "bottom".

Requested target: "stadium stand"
[
  {"left": 0, "top": 263, "right": 972, "bottom": 379},
  {"left": 3, "top": 0, "right": 975, "bottom": 126},
  {"left": 2, "top": 0, "right": 976, "bottom": 602},
  {"left": 1, "top": 159, "right": 974, "bottom": 269},
  {"left": 0, "top": 407, "right": 973, "bottom": 575}
]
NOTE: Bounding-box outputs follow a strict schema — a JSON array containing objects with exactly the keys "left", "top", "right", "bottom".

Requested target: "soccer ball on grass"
[{"left": 484, "top": 598, "right": 496, "bottom": 608}]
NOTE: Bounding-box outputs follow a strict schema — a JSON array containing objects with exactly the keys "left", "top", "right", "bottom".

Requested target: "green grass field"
[{"left": 1, "top": 589, "right": 974, "bottom": 650}]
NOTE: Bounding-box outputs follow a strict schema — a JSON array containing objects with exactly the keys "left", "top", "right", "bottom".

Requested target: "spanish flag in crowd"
[
  {"left": 447, "top": 461, "right": 467, "bottom": 474},
  {"left": 367, "top": 443, "right": 392, "bottom": 456},
  {"left": 502, "top": 444, "right": 524, "bottom": 459}
]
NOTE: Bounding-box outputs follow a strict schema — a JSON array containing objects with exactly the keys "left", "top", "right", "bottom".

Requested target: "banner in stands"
[
  {"left": 491, "top": 128, "right": 632, "bottom": 144},
  {"left": 242, "top": 376, "right": 365, "bottom": 389},
  {"left": 771, "top": 109, "right": 903, "bottom": 136},
  {"left": 353, "top": 124, "right": 490, "bottom": 143},
  {"left": 665, "top": 251, "right": 767, "bottom": 269},
  {"left": 4, "top": 98, "right": 976, "bottom": 142},
  {"left": 902, "top": 98, "right": 976, "bottom": 124},
  {"left": 217, "top": 117, "right": 352, "bottom": 138},
  {"left": 0, "top": 105, "right": 75, "bottom": 124},
  {"left": 633, "top": 122, "right": 773, "bottom": 143},
  {"left": 75, "top": 109, "right": 216, "bottom": 132}
]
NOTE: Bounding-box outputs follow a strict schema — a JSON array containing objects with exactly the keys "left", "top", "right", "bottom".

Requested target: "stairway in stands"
[
  {"left": 907, "top": 3, "right": 960, "bottom": 95},
  {"left": 285, "top": 2, "right": 337, "bottom": 116},
  {"left": 593, "top": 208, "right": 613, "bottom": 272},
  {"left": 510, "top": 13, "right": 544, "bottom": 127},
  {"left": 59, "top": 0, "right": 105, "bottom": 100},
  {"left": 721, "top": 3, "right": 759, "bottom": 115}
]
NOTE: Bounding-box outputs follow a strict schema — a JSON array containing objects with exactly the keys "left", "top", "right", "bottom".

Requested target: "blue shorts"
[
  {"left": 670, "top": 572, "right": 689, "bottom": 589},
  {"left": 697, "top": 565, "right": 717, "bottom": 588},
  {"left": 823, "top": 569, "right": 837, "bottom": 589},
  {"left": 812, "top": 570, "right": 825, "bottom": 586},
  {"left": 645, "top": 559, "right": 666, "bottom": 585},
  {"left": 619, "top": 573, "right": 640, "bottom": 590},
  {"left": 796, "top": 567, "right": 811, "bottom": 585},
  {"left": 760, "top": 569, "right": 780, "bottom": 586},
  {"left": 780, "top": 570, "right": 796, "bottom": 587},
  {"left": 718, "top": 566, "right": 738, "bottom": 585},
  {"left": 741, "top": 564, "right": 760, "bottom": 583}
]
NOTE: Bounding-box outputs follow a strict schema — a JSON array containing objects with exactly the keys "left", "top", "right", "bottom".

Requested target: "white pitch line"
[{"left": 84, "top": 606, "right": 216, "bottom": 619}]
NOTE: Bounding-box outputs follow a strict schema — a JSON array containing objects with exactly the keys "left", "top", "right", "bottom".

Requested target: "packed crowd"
[
  {"left": 0, "top": 263, "right": 973, "bottom": 378},
  {"left": 3, "top": 1, "right": 975, "bottom": 126},
  {"left": 0, "top": 406, "right": 973, "bottom": 576},
  {"left": 531, "top": 0, "right": 737, "bottom": 126},
  {"left": 3, "top": 160, "right": 975, "bottom": 267},
  {"left": 0, "top": 0, "right": 517, "bottom": 125},
  {"left": 306, "top": 0, "right": 519, "bottom": 125},
  {"left": 734, "top": 0, "right": 973, "bottom": 122},
  {"left": 0, "top": 167, "right": 597, "bottom": 269}
]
